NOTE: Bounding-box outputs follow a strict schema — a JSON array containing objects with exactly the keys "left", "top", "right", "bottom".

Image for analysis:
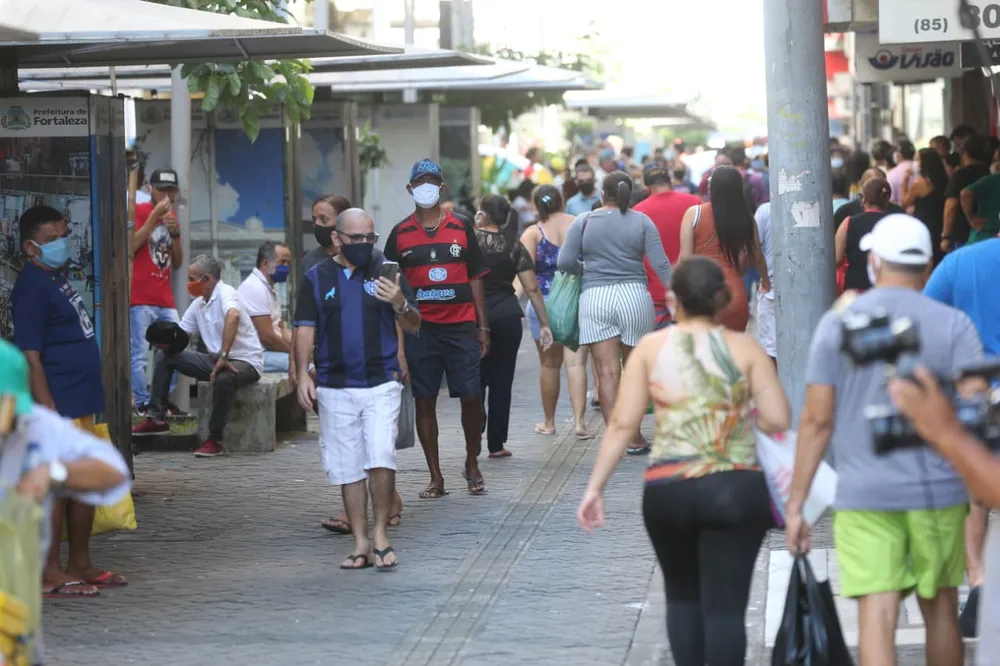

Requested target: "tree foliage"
[
  {"left": 148, "top": 0, "right": 315, "bottom": 142},
  {"left": 431, "top": 42, "right": 604, "bottom": 134}
]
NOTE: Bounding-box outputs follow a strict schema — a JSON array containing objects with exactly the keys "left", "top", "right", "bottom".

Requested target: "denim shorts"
[{"left": 526, "top": 297, "right": 546, "bottom": 342}]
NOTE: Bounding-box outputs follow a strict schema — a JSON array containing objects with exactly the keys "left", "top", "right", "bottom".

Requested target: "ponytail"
[
  {"left": 532, "top": 184, "right": 564, "bottom": 222},
  {"left": 601, "top": 171, "right": 634, "bottom": 214},
  {"left": 616, "top": 181, "right": 630, "bottom": 213}
]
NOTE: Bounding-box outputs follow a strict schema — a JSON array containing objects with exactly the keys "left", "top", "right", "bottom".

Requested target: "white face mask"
[
  {"left": 867, "top": 254, "right": 880, "bottom": 287},
  {"left": 411, "top": 183, "right": 441, "bottom": 209}
]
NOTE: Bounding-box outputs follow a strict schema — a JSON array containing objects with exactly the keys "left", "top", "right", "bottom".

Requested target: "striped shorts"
[{"left": 579, "top": 282, "right": 655, "bottom": 347}]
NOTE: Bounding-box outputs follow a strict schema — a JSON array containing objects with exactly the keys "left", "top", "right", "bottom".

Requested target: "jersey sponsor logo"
[
  {"left": 449, "top": 243, "right": 462, "bottom": 257},
  {"left": 324, "top": 287, "right": 337, "bottom": 300},
  {"left": 428, "top": 267, "right": 448, "bottom": 282},
  {"left": 416, "top": 288, "right": 456, "bottom": 301},
  {"left": 363, "top": 280, "right": 378, "bottom": 296}
]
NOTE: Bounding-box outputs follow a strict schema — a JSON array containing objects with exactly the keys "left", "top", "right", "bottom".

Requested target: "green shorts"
[{"left": 832, "top": 505, "right": 968, "bottom": 599}]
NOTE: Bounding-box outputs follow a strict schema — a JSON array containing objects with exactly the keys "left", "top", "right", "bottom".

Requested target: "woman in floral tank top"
[{"left": 577, "top": 257, "right": 790, "bottom": 666}]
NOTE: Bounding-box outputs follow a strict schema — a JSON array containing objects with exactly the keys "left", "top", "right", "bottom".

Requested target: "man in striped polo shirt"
[
  {"left": 384, "top": 159, "right": 491, "bottom": 498},
  {"left": 295, "top": 208, "right": 421, "bottom": 570}
]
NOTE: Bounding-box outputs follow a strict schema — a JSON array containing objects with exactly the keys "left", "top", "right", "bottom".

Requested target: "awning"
[
  {"left": 17, "top": 47, "right": 491, "bottom": 81},
  {"left": 563, "top": 92, "right": 695, "bottom": 119},
  {"left": 20, "top": 59, "right": 597, "bottom": 96},
  {"left": 0, "top": 0, "right": 399, "bottom": 67}
]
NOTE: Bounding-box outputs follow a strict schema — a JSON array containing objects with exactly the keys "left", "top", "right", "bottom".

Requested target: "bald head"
[
  {"left": 337, "top": 207, "right": 374, "bottom": 234},
  {"left": 860, "top": 168, "right": 885, "bottom": 187}
]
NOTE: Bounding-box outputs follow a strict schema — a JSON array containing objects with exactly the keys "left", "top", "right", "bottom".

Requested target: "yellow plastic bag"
[
  {"left": 0, "top": 493, "right": 43, "bottom": 665},
  {"left": 60, "top": 421, "right": 137, "bottom": 540}
]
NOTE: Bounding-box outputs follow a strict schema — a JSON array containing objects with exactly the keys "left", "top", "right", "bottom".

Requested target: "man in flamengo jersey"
[{"left": 383, "top": 159, "right": 491, "bottom": 498}]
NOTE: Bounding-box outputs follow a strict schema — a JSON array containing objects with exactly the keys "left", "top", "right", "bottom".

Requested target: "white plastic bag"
[{"left": 756, "top": 429, "right": 837, "bottom": 527}]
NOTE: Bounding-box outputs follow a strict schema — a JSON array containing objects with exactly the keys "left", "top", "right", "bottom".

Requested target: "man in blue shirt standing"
[
  {"left": 12, "top": 205, "right": 127, "bottom": 597},
  {"left": 925, "top": 235, "right": 1000, "bottom": 638},
  {"left": 295, "top": 208, "right": 421, "bottom": 570},
  {"left": 565, "top": 163, "right": 601, "bottom": 216}
]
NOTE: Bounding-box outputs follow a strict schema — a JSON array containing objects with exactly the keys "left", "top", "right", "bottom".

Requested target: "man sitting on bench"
[
  {"left": 239, "top": 241, "right": 293, "bottom": 373},
  {"left": 133, "top": 254, "right": 263, "bottom": 457}
]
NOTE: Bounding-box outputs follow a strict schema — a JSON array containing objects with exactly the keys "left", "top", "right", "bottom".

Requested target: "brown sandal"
[{"left": 419, "top": 484, "right": 449, "bottom": 499}]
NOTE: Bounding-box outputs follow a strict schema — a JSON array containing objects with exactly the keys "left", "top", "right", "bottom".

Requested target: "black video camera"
[{"left": 840, "top": 309, "right": 1000, "bottom": 455}]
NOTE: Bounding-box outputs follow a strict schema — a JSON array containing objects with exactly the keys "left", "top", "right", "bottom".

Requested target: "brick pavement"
[
  {"left": 43, "top": 329, "right": 659, "bottom": 666},
  {"left": 41, "top": 316, "right": 970, "bottom": 666}
]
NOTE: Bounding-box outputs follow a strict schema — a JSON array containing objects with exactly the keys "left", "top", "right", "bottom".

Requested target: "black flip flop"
[
  {"left": 43, "top": 581, "right": 100, "bottom": 599},
  {"left": 340, "top": 554, "right": 373, "bottom": 570},
  {"left": 374, "top": 547, "right": 398, "bottom": 571},
  {"left": 321, "top": 518, "right": 352, "bottom": 535},
  {"left": 461, "top": 470, "right": 487, "bottom": 495}
]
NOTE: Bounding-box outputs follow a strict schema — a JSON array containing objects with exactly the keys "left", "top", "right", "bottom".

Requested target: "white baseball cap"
[{"left": 858, "top": 214, "right": 932, "bottom": 265}]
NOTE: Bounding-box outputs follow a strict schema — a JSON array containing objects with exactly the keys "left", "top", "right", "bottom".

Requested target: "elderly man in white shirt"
[
  {"left": 238, "top": 241, "right": 292, "bottom": 373},
  {"left": 132, "top": 254, "right": 263, "bottom": 457},
  {"left": 0, "top": 340, "right": 130, "bottom": 664}
]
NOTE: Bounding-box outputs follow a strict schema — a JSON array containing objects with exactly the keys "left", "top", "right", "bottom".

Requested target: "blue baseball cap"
[{"left": 409, "top": 159, "right": 443, "bottom": 183}]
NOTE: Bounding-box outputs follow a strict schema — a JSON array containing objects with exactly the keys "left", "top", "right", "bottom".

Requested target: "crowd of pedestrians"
[{"left": 7, "top": 127, "right": 1000, "bottom": 666}]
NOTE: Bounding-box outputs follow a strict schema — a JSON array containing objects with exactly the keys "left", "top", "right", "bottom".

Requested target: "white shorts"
[
  {"left": 316, "top": 382, "right": 402, "bottom": 486},
  {"left": 578, "top": 282, "right": 655, "bottom": 347},
  {"left": 756, "top": 291, "right": 776, "bottom": 358}
]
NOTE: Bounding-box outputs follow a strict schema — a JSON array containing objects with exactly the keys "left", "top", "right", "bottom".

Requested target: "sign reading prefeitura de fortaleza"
[
  {"left": 879, "top": 0, "right": 1000, "bottom": 44},
  {"left": 0, "top": 98, "right": 90, "bottom": 138}
]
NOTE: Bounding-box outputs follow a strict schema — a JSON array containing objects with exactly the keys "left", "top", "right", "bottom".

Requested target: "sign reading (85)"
[{"left": 879, "top": 0, "right": 1000, "bottom": 44}]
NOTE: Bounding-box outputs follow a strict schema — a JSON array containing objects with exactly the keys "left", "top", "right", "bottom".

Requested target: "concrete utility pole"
[
  {"left": 313, "top": 0, "right": 329, "bottom": 32},
  {"left": 763, "top": 0, "right": 835, "bottom": 421},
  {"left": 402, "top": 0, "right": 417, "bottom": 104},
  {"left": 170, "top": 66, "right": 192, "bottom": 412}
]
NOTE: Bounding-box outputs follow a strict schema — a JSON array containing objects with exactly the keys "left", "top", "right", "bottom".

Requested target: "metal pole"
[
  {"left": 170, "top": 67, "right": 192, "bottom": 412},
  {"left": 403, "top": 0, "right": 417, "bottom": 104},
  {"left": 763, "top": 0, "right": 835, "bottom": 422},
  {"left": 313, "top": 0, "right": 328, "bottom": 32}
]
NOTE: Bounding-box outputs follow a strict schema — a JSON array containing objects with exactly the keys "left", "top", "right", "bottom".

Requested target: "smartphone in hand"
[{"left": 380, "top": 260, "right": 400, "bottom": 282}]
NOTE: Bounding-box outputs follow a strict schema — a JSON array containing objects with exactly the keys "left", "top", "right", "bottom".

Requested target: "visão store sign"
[
  {"left": 854, "top": 33, "right": 963, "bottom": 83},
  {"left": 880, "top": 0, "right": 1000, "bottom": 44}
]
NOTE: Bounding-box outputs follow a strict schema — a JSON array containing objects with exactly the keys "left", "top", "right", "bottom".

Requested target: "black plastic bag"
[
  {"left": 772, "top": 554, "right": 853, "bottom": 666},
  {"left": 144, "top": 321, "right": 190, "bottom": 355}
]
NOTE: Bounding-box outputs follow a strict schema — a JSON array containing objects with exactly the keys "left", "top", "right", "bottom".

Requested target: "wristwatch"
[
  {"left": 395, "top": 301, "right": 411, "bottom": 316},
  {"left": 49, "top": 460, "right": 68, "bottom": 489},
  {"left": 220, "top": 351, "right": 230, "bottom": 360}
]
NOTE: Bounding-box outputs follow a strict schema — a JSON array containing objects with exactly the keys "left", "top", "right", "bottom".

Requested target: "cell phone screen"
[{"left": 380, "top": 261, "right": 400, "bottom": 281}]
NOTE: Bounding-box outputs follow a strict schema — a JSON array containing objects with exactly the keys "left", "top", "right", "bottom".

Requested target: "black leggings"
[
  {"left": 642, "top": 470, "right": 774, "bottom": 666},
  {"left": 479, "top": 315, "right": 524, "bottom": 453}
]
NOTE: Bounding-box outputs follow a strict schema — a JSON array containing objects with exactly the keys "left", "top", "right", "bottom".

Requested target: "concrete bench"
[{"left": 196, "top": 373, "right": 306, "bottom": 453}]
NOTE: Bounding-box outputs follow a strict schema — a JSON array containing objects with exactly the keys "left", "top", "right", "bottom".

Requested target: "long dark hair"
[
  {"left": 672, "top": 256, "right": 732, "bottom": 318},
  {"left": 532, "top": 184, "right": 563, "bottom": 221},
  {"left": 601, "top": 171, "right": 633, "bottom": 214},
  {"left": 708, "top": 165, "right": 757, "bottom": 269},
  {"left": 479, "top": 193, "right": 520, "bottom": 245},
  {"left": 917, "top": 148, "right": 949, "bottom": 193}
]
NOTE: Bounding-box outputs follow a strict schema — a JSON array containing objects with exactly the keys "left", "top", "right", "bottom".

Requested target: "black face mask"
[
  {"left": 314, "top": 225, "right": 335, "bottom": 248},
  {"left": 578, "top": 182, "right": 595, "bottom": 196}
]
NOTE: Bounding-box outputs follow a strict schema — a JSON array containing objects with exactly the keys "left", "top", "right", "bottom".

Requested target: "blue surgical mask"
[
  {"left": 831, "top": 157, "right": 845, "bottom": 169},
  {"left": 30, "top": 237, "right": 70, "bottom": 269},
  {"left": 270, "top": 264, "right": 290, "bottom": 283}
]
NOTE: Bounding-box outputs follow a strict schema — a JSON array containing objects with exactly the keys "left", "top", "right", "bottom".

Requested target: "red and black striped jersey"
[{"left": 384, "top": 212, "right": 488, "bottom": 325}]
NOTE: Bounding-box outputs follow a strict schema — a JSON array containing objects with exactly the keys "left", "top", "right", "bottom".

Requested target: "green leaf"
[
  {"left": 242, "top": 112, "right": 261, "bottom": 144},
  {"left": 202, "top": 78, "right": 222, "bottom": 112},
  {"left": 227, "top": 71, "right": 242, "bottom": 96}
]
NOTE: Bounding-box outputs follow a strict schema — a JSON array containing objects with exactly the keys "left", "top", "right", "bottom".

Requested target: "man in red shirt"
[
  {"left": 383, "top": 159, "right": 490, "bottom": 499},
  {"left": 129, "top": 168, "right": 184, "bottom": 416},
  {"left": 635, "top": 163, "right": 701, "bottom": 327}
]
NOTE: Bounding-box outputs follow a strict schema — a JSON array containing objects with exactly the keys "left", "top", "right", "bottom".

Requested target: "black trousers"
[
  {"left": 479, "top": 315, "right": 523, "bottom": 453},
  {"left": 643, "top": 470, "right": 774, "bottom": 666}
]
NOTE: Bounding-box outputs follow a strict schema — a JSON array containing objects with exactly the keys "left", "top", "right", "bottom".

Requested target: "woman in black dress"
[{"left": 901, "top": 147, "right": 949, "bottom": 266}]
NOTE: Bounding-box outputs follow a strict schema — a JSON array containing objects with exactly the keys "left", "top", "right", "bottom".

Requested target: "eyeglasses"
[{"left": 337, "top": 231, "right": 379, "bottom": 244}]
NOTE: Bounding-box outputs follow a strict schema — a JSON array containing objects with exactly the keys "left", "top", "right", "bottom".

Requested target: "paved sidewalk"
[
  {"left": 42, "top": 319, "right": 973, "bottom": 665},
  {"left": 44, "top": 329, "right": 659, "bottom": 666}
]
